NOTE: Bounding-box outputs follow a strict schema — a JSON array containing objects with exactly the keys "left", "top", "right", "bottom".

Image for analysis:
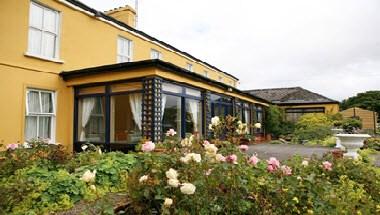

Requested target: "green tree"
[
  {"left": 264, "top": 105, "right": 285, "bottom": 137},
  {"left": 340, "top": 91, "right": 380, "bottom": 121}
]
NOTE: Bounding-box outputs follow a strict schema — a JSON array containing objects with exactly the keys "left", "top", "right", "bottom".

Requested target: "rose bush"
[{"left": 127, "top": 130, "right": 380, "bottom": 214}]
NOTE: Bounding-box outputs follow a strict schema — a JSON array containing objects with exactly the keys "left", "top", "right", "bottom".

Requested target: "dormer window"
[
  {"left": 151, "top": 49, "right": 162, "bottom": 60},
  {"left": 117, "top": 36, "right": 133, "bottom": 63}
]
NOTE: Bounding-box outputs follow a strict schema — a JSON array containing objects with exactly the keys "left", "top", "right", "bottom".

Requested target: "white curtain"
[
  {"left": 80, "top": 97, "right": 96, "bottom": 141},
  {"left": 161, "top": 94, "right": 167, "bottom": 120},
  {"left": 129, "top": 93, "right": 142, "bottom": 131},
  {"left": 25, "top": 116, "right": 37, "bottom": 140},
  {"left": 188, "top": 100, "right": 199, "bottom": 133}
]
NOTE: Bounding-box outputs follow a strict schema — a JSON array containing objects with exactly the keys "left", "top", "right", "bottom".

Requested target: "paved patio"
[{"left": 247, "top": 143, "right": 380, "bottom": 167}]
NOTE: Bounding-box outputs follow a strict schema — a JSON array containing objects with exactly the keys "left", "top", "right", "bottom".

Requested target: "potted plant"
[{"left": 335, "top": 118, "right": 370, "bottom": 159}]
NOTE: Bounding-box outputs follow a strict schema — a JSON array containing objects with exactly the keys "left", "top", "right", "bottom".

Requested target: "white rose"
[
  {"left": 302, "top": 160, "right": 309, "bottom": 166},
  {"left": 211, "top": 116, "right": 220, "bottom": 125},
  {"left": 191, "top": 153, "right": 202, "bottom": 163},
  {"left": 81, "top": 145, "right": 88, "bottom": 151},
  {"left": 254, "top": 123, "right": 261, "bottom": 129},
  {"left": 163, "top": 198, "right": 173, "bottom": 207},
  {"left": 208, "top": 124, "right": 213, "bottom": 130},
  {"left": 180, "top": 155, "right": 191, "bottom": 164},
  {"left": 167, "top": 179, "right": 180, "bottom": 187},
  {"left": 165, "top": 168, "right": 178, "bottom": 179},
  {"left": 89, "top": 184, "right": 97, "bottom": 191},
  {"left": 180, "top": 138, "right": 192, "bottom": 147},
  {"left": 215, "top": 153, "right": 226, "bottom": 162},
  {"left": 204, "top": 144, "right": 218, "bottom": 154},
  {"left": 81, "top": 169, "right": 96, "bottom": 183},
  {"left": 180, "top": 183, "right": 196, "bottom": 195},
  {"left": 139, "top": 175, "right": 148, "bottom": 183}
]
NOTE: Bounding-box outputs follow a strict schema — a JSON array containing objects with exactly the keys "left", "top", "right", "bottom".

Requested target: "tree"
[{"left": 340, "top": 91, "right": 380, "bottom": 121}]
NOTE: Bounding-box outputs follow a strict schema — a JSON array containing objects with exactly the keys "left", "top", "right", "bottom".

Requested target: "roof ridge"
[{"left": 245, "top": 87, "right": 301, "bottom": 92}]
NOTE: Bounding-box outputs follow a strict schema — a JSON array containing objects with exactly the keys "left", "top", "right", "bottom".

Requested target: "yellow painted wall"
[{"left": 0, "top": 0, "right": 244, "bottom": 150}]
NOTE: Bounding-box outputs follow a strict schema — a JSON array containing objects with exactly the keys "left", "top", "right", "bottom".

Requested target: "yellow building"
[
  {"left": 0, "top": 0, "right": 269, "bottom": 152},
  {"left": 246, "top": 87, "right": 339, "bottom": 122}
]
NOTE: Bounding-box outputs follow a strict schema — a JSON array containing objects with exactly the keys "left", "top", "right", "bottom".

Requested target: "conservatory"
[{"left": 60, "top": 59, "right": 268, "bottom": 152}]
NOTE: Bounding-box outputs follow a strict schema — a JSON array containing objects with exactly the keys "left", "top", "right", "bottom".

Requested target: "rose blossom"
[
  {"left": 254, "top": 123, "right": 262, "bottom": 129},
  {"left": 301, "top": 160, "right": 309, "bottom": 166},
  {"left": 267, "top": 164, "right": 276, "bottom": 172},
  {"left": 248, "top": 155, "right": 260, "bottom": 166},
  {"left": 166, "top": 129, "right": 177, "bottom": 137},
  {"left": 6, "top": 143, "right": 18, "bottom": 150},
  {"left": 322, "top": 161, "right": 333, "bottom": 171},
  {"left": 281, "top": 165, "right": 292, "bottom": 176},
  {"left": 204, "top": 144, "right": 218, "bottom": 154},
  {"left": 203, "top": 140, "right": 210, "bottom": 146},
  {"left": 215, "top": 153, "right": 226, "bottom": 162},
  {"left": 238, "top": 145, "right": 249, "bottom": 152},
  {"left": 142, "top": 141, "right": 155, "bottom": 152},
  {"left": 81, "top": 170, "right": 96, "bottom": 183},
  {"left": 180, "top": 138, "right": 192, "bottom": 147},
  {"left": 180, "top": 183, "right": 196, "bottom": 195},
  {"left": 211, "top": 116, "right": 220, "bottom": 125},
  {"left": 163, "top": 198, "right": 173, "bottom": 207},
  {"left": 226, "top": 154, "right": 238, "bottom": 164},
  {"left": 167, "top": 179, "right": 180, "bottom": 187},
  {"left": 180, "top": 153, "right": 201, "bottom": 164},
  {"left": 267, "top": 157, "right": 280, "bottom": 172},
  {"left": 165, "top": 168, "right": 178, "bottom": 180},
  {"left": 139, "top": 175, "right": 148, "bottom": 183}
]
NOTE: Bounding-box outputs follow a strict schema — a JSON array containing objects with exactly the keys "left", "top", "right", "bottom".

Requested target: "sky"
[{"left": 81, "top": 0, "right": 380, "bottom": 101}]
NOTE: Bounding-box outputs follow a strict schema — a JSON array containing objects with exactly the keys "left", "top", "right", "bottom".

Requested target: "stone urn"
[
  {"left": 335, "top": 134, "right": 371, "bottom": 159},
  {"left": 331, "top": 128, "right": 344, "bottom": 149}
]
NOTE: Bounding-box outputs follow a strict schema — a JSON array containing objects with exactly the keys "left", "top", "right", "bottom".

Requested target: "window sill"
[{"left": 24, "top": 52, "right": 64, "bottom": 64}]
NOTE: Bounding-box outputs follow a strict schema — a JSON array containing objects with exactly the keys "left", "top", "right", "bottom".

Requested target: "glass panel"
[
  {"left": 42, "top": 32, "right": 56, "bottom": 58},
  {"left": 110, "top": 93, "right": 142, "bottom": 144},
  {"left": 162, "top": 94, "right": 181, "bottom": 138},
  {"left": 28, "top": 91, "right": 41, "bottom": 113},
  {"left": 43, "top": 9, "right": 57, "bottom": 33},
  {"left": 28, "top": 28, "right": 42, "bottom": 55},
  {"left": 78, "top": 86, "right": 105, "bottom": 95},
  {"left": 111, "top": 82, "right": 142, "bottom": 93},
  {"left": 185, "top": 88, "right": 201, "bottom": 97},
  {"left": 25, "top": 116, "right": 38, "bottom": 140},
  {"left": 38, "top": 116, "right": 51, "bottom": 139},
  {"left": 41, "top": 92, "right": 53, "bottom": 113},
  {"left": 77, "top": 97, "right": 105, "bottom": 142},
  {"left": 185, "top": 99, "right": 202, "bottom": 137},
  {"left": 30, "top": 3, "right": 43, "bottom": 28},
  {"left": 162, "top": 83, "right": 182, "bottom": 94}
]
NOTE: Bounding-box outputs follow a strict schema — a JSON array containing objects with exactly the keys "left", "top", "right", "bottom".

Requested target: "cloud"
[{"left": 83, "top": 0, "right": 380, "bottom": 101}]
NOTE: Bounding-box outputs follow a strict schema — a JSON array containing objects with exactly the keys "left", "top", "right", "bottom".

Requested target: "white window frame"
[
  {"left": 27, "top": 1, "right": 61, "bottom": 61},
  {"left": 25, "top": 89, "right": 56, "bottom": 142},
  {"left": 150, "top": 49, "right": 162, "bottom": 60},
  {"left": 186, "top": 63, "right": 193, "bottom": 72},
  {"left": 117, "top": 36, "right": 133, "bottom": 63}
]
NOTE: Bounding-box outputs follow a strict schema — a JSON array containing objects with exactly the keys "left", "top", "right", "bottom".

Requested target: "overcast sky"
[{"left": 82, "top": 0, "right": 380, "bottom": 101}]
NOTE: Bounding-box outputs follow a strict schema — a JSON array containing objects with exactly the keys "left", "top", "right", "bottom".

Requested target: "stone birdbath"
[
  {"left": 335, "top": 134, "right": 371, "bottom": 159},
  {"left": 331, "top": 128, "right": 344, "bottom": 149}
]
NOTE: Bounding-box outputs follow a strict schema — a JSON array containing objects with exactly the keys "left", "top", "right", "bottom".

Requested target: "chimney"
[{"left": 104, "top": 5, "right": 136, "bottom": 28}]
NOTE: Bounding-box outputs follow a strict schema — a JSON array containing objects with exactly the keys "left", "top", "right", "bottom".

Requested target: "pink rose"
[
  {"left": 166, "top": 129, "right": 177, "bottom": 137},
  {"left": 226, "top": 154, "right": 238, "bottom": 164},
  {"left": 322, "top": 161, "right": 332, "bottom": 171},
  {"left": 142, "top": 141, "right": 155, "bottom": 152},
  {"left": 6, "top": 143, "right": 18, "bottom": 150},
  {"left": 203, "top": 140, "right": 210, "bottom": 146},
  {"left": 267, "top": 157, "right": 280, "bottom": 172},
  {"left": 281, "top": 165, "right": 292, "bottom": 176},
  {"left": 238, "top": 145, "right": 249, "bottom": 152},
  {"left": 248, "top": 155, "right": 260, "bottom": 166}
]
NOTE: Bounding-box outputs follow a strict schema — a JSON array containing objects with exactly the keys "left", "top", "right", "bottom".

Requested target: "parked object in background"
[{"left": 336, "top": 134, "right": 371, "bottom": 160}]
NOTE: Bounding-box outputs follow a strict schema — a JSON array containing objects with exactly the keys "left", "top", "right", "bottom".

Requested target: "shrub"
[
  {"left": 292, "top": 113, "right": 333, "bottom": 143},
  {"left": 363, "top": 137, "right": 380, "bottom": 151},
  {"left": 342, "top": 118, "right": 363, "bottom": 133},
  {"left": 264, "top": 105, "right": 284, "bottom": 138}
]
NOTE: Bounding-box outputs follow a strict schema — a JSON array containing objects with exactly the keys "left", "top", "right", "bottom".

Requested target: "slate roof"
[
  {"left": 61, "top": 0, "right": 238, "bottom": 81},
  {"left": 245, "top": 87, "right": 339, "bottom": 105}
]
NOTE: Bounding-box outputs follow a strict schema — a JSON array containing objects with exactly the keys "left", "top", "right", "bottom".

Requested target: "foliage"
[
  {"left": 264, "top": 105, "right": 285, "bottom": 138},
  {"left": 128, "top": 134, "right": 380, "bottom": 214},
  {"left": 340, "top": 90, "right": 380, "bottom": 121},
  {"left": 364, "top": 137, "right": 380, "bottom": 151},
  {"left": 341, "top": 117, "right": 363, "bottom": 134},
  {"left": 0, "top": 143, "right": 137, "bottom": 214},
  {"left": 305, "top": 136, "right": 337, "bottom": 148},
  {"left": 327, "top": 113, "right": 344, "bottom": 127},
  {"left": 208, "top": 115, "right": 251, "bottom": 144},
  {"left": 292, "top": 113, "right": 333, "bottom": 143}
]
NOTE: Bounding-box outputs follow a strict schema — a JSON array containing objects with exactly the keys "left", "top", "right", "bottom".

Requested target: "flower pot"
[{"left": 335, "top": 134, "right": 371, "bottom": 159}]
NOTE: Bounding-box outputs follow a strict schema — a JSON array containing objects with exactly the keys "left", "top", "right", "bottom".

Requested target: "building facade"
[{"left": 0, "top": 0, "right": 268, "bottom": 152}]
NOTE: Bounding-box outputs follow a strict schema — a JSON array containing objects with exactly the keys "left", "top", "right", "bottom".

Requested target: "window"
[
  {"left": 25, "top": 89, "right": 55, "bottom": 141},
  {"left": 150, "top": 49, "right": 162, "bottom": 59},
  {"left": 185, "top": 99, "right": 202, "bottom": 136},
  {"left": 162, "top": 95, "right": 182, "bottom": 138},
  {"left": 203, "top": 71, "right": 208, "bottom": 77},
  {"left": 117, "top": 36, "right": 133, "bottom": 63},
  {"left": 28, "top": 2, "right": 60, "bottom": 59},
  {"left": 210, "top": 94, "right": 233, "bottom": 118},
  {"left": 186, "top": 63, "right": 193, "bottom": 72},
  {"left": 285, "top": 108, "right": 325, "bottom": 122},
  {"left": 77, "top": 97, "right": 105, "bottom": 142}
]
